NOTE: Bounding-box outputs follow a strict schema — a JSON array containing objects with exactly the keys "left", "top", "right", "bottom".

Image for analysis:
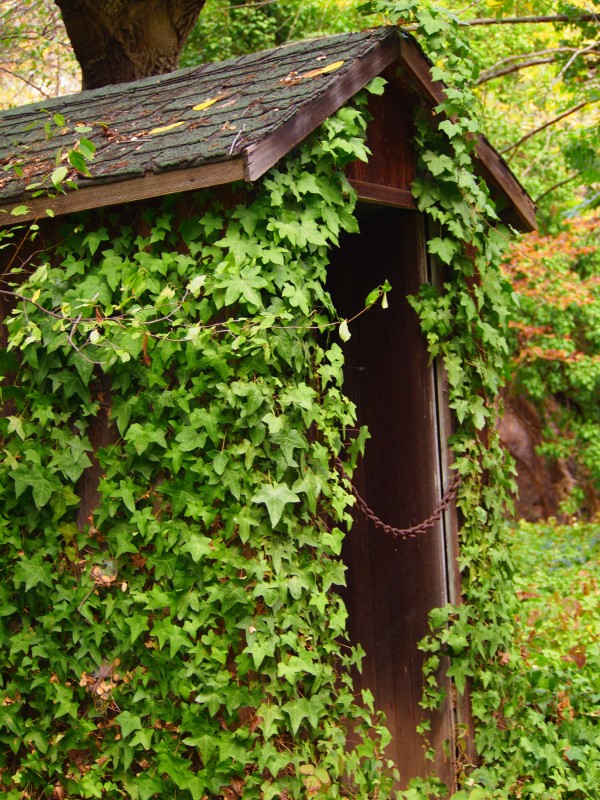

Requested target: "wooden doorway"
[{"left": 327, "top": 207, "right": 458, "bottom": 788}]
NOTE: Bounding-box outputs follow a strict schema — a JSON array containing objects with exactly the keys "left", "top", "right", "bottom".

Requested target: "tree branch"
[
  {"left": 476, "top": 56, "right": 559, "bottom": 84},
  {"left": 459, "top": 13, "right": 599, "bottom": 26},
  {"left": 481, "top": 47, "right": 586, "bottom": 68},
  {"left": 0, "top": 65, "right": 51, "bottom": 98},
  {"left": 475, "top": 45, "right": 598, "bottom": 83},
  {"left": 534, "top": 174, "right": 578, "bottom": 205},
  {"left": 500, "top": 100, "right": 594, "bottom": 155}
]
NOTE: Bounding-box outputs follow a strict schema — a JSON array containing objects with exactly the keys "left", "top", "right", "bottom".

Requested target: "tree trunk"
[{"left": 54, "top": 0, "right": 207, "bottom": 90}]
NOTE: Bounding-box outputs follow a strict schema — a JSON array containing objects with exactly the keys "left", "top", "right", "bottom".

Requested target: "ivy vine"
[{"left": 0, "top": 90, "right": 399, "bottom": 799}]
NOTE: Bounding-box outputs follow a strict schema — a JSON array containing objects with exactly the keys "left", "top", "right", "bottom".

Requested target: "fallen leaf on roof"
[
  {"left": 193, "top": 92, "right": 231, "bottom": 111},
  {"left": 302, "top": 60, "right": 345, "bottom": 79},
  {"left": 193, "top": 98, "right": 219, "bottom": 111},
  {"left": 148, "top": 121, "right": 186, "bottom": 135}
]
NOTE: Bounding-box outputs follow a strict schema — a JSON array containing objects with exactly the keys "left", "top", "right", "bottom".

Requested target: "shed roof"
[{"left": 0, "top": 27, "right": 536, "bottom": 231}]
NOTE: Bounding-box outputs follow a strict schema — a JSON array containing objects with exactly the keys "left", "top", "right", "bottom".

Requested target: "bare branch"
[
  {"left": 459, "top": 13, "right": 599, "bottom": 26},
  {"left": 554, "top": 41, "right": 599, "bottom": 84},
  {"left": 476, "top": 45, "right": 598, "bottom": 83},
  {"left": 481, "top": 47, "right": 587, "bottom": 68},
  {"left": 476, "top": 56, "right": 559, "bottom": 84},
  {"left": 0, "top": 65, "right": 52, "bottom": 98},
  {"left": 500, "top": 100, "right": 594, "bottom": 155},
  {"left": 534, "top": 174, "right": 578, "bottom": 205}
]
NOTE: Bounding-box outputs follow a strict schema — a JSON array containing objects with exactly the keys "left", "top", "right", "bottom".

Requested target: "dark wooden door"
[{"left": 327, "top": 207, "right": 458, "bottom": 788}]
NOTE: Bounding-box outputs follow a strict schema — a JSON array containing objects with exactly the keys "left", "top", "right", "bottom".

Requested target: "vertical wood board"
[{"left": 327, "top": 208, "right": 456, "bottom": 787}]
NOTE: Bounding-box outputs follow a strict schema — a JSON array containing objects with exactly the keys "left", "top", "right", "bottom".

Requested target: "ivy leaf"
[
  {"left": 224, "top": 266, "right": 268, "bottom": 308},
  {"left": 68, "top": 149, "right": 91, "bottom": 176},
  {"left": 422, "top": 151, "right": 454, "bottom": 176},
  {"left": 125, "top": 772, "right": 164, "bottom": 800},
  {"left": 292, "top": 470, "right": 322, "bottom": 513},
  {"left": 125, "top": 423, "right": 167, "bottom": 454},
  {"left": 180, "top": 534, "right": 212, "bottom": 562},
  {"left": 251, "top": 483, "right": 300, "bottom": 526},
  {"left": 256, "top": 703, "right": 285, "bottom": 740},
  {"left": 12, "top": 465, "right": 61, "bottom": 509},
  {"left": 6, "top": 416, "right": 26, "bottom": 440},
  {"left": 339, "top": 320, "right": 351, "bottom": 342},
  {"left": 129, "top": 728, "right": 153, "bottom": 750},
  {"left": 428, "top": 237, "right": 458, "bottom": 265},
  {"left": 14, "top": 554, "right": 53, "bottom": 591},
  {"left": 187, "top": 274, "right": 207, "bottom": 296},
  {"left": 246, "top": 628, "right": 277, "bottom": 668},
  {"left": 234, "top": 507, "right": 260, "bottom": 543},
  {"left": 51, "top": 165, "right": 68, "bottom": 188},
  {"left": 283, "top": 696, "right": 325, "bottom": 735},
  {"left": 115, "top": 711, "right": 142, "bottom": 738},
  {"left": 126, "top": 614, "right": 149, "bottom": 645},
  {"left": 182, "top": 733, "right": 218, "bottom": 764}
]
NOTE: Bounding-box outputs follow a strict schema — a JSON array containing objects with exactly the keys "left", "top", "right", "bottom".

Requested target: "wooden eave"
[
  {"left": 0, "top": 29, "right": 536, "bottom": 232},
  {"left": 0, "top": 159, "right": 245, "bottom": 226}
]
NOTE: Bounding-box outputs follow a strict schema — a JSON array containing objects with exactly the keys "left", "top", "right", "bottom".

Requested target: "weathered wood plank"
[{"left": 349, "top": 180, "right": 417, "bottom": 208}]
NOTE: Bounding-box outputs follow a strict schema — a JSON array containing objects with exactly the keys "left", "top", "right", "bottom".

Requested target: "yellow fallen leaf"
[
  {"left": 193, "top": 97, "right": 219, "bottom": 111},
  {"left": 302, "top": 60, "right": 345, "bottom": 79},
  {"left": 148, "top": 121, "right": 186, "bottom": 135}
]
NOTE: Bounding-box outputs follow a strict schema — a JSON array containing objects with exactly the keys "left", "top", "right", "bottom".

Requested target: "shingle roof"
[
  {"left": 0, "top": 26, "right": 536, "bottom": 232},
  {"left": 0, "top": 27, "right": 397, "bottom": 206}
]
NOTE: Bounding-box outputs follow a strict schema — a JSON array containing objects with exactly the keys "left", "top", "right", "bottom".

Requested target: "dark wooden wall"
[
  {"left": 346, "top": 80, "right": 417, "bottom": 210},
  {"left": 327, "top": 207, "right": 458, "bottom": 788}
]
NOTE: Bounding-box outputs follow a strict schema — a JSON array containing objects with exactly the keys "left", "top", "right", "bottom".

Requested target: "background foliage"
[
  {"left": 503, "top": 213, "right": 600, "bottom": 516},
  {"left": 494, "top": 518, "right": 600, "bottom": 798}
]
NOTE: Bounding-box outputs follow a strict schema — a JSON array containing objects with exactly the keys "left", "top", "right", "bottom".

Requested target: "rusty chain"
[{"left": 335, "top": 457, "right": 461, "bottom": 540}]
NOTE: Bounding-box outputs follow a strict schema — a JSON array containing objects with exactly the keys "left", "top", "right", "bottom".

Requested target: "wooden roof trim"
[
  {"left": 0, "top": 158, "right": 245, "bottom": 227},
  {"left": 349, "top": 179, "right": 417, "bottom": 209},
  {"left": 397, "top": 35, "right": 445, "bottom": 105},
  {"left": 243, "top": 30, "right": 401, "bottom": 181},
  {"left": 473, "top": 138, "right": 537, "bottom": 232},
  {"left": 0, "top": 28, "right": 535, "bottom": 232},
  {"left": 396, "top": 35, "right": 536, "bottom": 232}
]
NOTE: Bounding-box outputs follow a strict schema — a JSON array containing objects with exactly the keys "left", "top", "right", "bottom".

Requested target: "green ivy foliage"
[
  {"left": 0, "top": 96, "right": 397, "bottom": 799},
  {"left": 4, "top": 4, "right": 584, "bottom": 795}
]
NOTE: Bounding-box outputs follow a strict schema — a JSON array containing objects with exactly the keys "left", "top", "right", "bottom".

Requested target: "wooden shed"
[{"left": 0, "top": 27, "right": 535, "bottom": 790}]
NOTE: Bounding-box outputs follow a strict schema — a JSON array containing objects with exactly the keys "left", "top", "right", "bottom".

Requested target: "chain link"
[{"left": 335, "top": 457, "right": 460, "bottom": 540}]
